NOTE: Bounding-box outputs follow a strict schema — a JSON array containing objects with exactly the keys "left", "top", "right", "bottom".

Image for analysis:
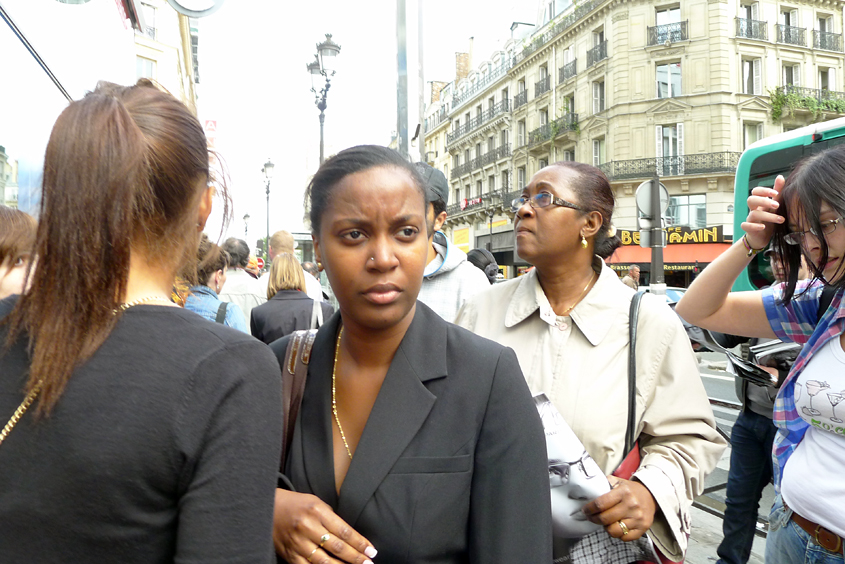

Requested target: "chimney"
[
  {"left": 455, "top": 52, "right": 470, "bottom": 82},
  {"left": 431, "top": 81, "right": 448, "bottom": 103}
]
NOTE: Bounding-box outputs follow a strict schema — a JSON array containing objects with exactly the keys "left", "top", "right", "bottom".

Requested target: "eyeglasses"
[
  {"left": 784, "top": 217, "right": 843, "bottom": 246},
  {"left": 511, "top": 192, "right": 584, "bottom": 213}
]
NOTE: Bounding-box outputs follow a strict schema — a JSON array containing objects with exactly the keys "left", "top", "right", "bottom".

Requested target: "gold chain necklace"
[
  {"left": 0, "top": 381, "right": 42, "bottom": 448},
  {"left": 332, "top": 327, "right": 353, "bottom": 459},
  {"left": 560, "top": 270, "right": 597, "bottom": 315},
  {"left": 114, "top": 295, "right": 173, "bottom": 314}
]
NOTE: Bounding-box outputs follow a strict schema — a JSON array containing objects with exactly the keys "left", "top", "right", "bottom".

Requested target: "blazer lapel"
[
  {"left": 336, "top": 304, "right": 448, "bottom": 526},
  {"left": 298, "top": 313, "right": 342, "bottom": 508}
]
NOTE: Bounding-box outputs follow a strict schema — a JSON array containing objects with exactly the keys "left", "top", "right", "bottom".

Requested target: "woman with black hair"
[
  {"left": 456, "top": 162, "right": 724, "bottom": 563},
  {"left": 466, "top": 248, "right": 499, "bottom": 285},
  {"left": 677, "top": 144, "right": 845, "bottom": 564},
  {"left": 270, "top": 144, "right": 551, "bottom": 564},
  {"left": 0, "top": 81, "right": 282, "bottom": 562}
]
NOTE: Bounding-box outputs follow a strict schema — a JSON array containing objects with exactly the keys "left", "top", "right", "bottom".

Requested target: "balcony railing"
[
  {"left": 735, "top": 17, "right": 768, "bottom": 40},
  {"left": 587, "top": 40, "right": 608, "bottom": 68},
  {"left": 449, "top": 145, "right": 513, "bottom": 179},
  {"left": 776, "top": 24, "right": 805, "bottom": 46},
  {"left": 560, "top": 60, "right": 577, "bottom": 83},
  {"left": 514, "top": 90, "right": 529, "bottom": 109},
  {"left": 446, "top": 99, "right": 511, "bottom": 145},
  {"left": 511, "top": 0, "right": 599, "bottom": 67},
  {"left": 424, "top": 151, "right": 436, "bottom": 163},
  {"left": 451, "top": 162, "right": 472, "bottom": 179},
  {"left": 527, "top": 114, "right": 579, "bottom": 147},
  {"left": 814, "top": 30, "right": 844, "bottom": 51},
  {"left": 535, "top": 75, "right": 551, "bottom": 97},
  {"left": 599, "top": 152, "right": 742, "bottom": 181},
  {"left": 451, "top": 59, "right": 513, "bottom": 111},
  {"left": 647, "top": 21, "right": 689, "bottom": 45},
  {"left": 777, "top": 85, "right": 845, "bottom": 114}
]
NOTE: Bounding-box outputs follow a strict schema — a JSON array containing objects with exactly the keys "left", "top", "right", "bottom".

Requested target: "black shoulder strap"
[
  {"left": 818, "top": 284, "right": 838, "bottom": 323},
  {"left": 625, "top": 291, "right": 645, "bottom": 456},
  {"left": 215, "top": 301, "right": 228, "bottom": 324}
]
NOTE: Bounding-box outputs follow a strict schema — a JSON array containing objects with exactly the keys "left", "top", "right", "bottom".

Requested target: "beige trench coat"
[{"left": 454, "top": 260, "right": 726, "bottom": 561}]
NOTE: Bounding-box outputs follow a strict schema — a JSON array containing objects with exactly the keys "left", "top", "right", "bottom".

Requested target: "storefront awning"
[{"left": 605, "top": 242, "right": 731, "bottom": 267}]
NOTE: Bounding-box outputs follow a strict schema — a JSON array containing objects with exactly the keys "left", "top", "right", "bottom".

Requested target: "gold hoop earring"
[{"left": 581, "top": 235, "right": 588, "bottom": 249}]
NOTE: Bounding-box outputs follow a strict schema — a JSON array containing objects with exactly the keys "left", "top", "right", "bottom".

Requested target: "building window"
[
  {"left": 475, "top": 143, "right": 482, "bottom": 158},
  {"left": 744, "top": 122, "right": 764, "bottom": 149},
  {"left": 820, "top": 67, "right": 836, "bottom": 91},
  {"left": 780, "top": 8, "right": 797, "bottom": 27},
  {"left": 783, "top": 63, "right": 801, "bottom": 86},
  {"left": 742, "top": 59, "right": 762, "bottom": 94},
  {"left": 518, "top": 167, "right": 526, "bottom": 189},
  {"left": 453, "top": 118, "right": 461, "bottom": 133},
  {"left": 502, "top": 170, "right": 509, "bottom": 190},
  {"left": 476, "top": 180, "right": 483, "bottom": 198},
  {"left": 136, "top": 56, "right": 156, "bottom": 80},
  {"left": 656, "top": 123, "right": 685, "bottom": 175},
  {"left": 465, "top": 149, "right": 471, "bottom": 166},
  {"left": 540, "top": 108, "right": 549, "bottom": 126},
  {"left": 141, "top": 2, "right": 156, "bottom": 39},
  {"left": 500, "top": 129, "right": 509, "bottom": 147},
  {"left": 656, "top": 6, "right": 681, "bottom": 26},
  {"left": 562, "top": 149, "right": 575, "bottom": 161},
  {"left": 454, "top": 187, "right": 461, "bottom": 203},
  {"left": 667, "top": 194, "right": 706, "bottom": 228},
  {"left": 739, "top": 2, "right": 759, "bottom": 21},
  {"left": 656, "top": 62, "right": 681, "bottom": 98},
  {"left": 655, "top": 6, "right": 681, "bottom": 42},
  {"left": 592, "top": 80, "right": 605, "bottom": 113},
  {"left": 563, "top": 94, "right": 575, "bottom": 114},
  {"left": 518, "top": 120, "right": 526, "bottom": 146},
  {"left": 539, "top": 158, "right": 548, "bottom": 169},
  {"left": 592, "top": 138, "right": 606, "bottom": 166},
  {"left": 488, "top": 136, "right": 496, "bottom": 153},
  {"left": 488, "top": 175, "right": 496, "bottom": 193}
]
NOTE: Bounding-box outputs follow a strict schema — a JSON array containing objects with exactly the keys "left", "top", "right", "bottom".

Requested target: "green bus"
[{"left": 732, "top": 117, "right": 845, "bottom": 291}]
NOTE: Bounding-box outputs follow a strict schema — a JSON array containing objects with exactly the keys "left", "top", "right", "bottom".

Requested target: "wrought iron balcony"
[
  {"left": 587, "top": 41, "right": 608, "bottom": 68},
  {"left": 505, "top": 189, "right": 523, "bottom": 207},
  {"left": 776, "top": 24, "right": 805, "bottom": 46},
  {"left": 512, "top": 0, "right": 600, "bottom": 67},
  {"left": 450, "top": 162, "right": 472, "bottom": 179},
  {"left": 451, "top": 59, "right": 513, "bottom": 111},
  {"left": 527, "top": 114, "right": 579, "bottom": 147},
  {"left": 424, "top": 151, "right": 436, "bottom": 163},
  {"left": 446, "top": 203, "right": 461, "bottom": 215},
  {"left": 514, "top": 90, "right": 529, "bottom": 109},
  {"left": 776, "top": 85, "right": 845, "bottom": 114},
  {"left": 482, "top": 143, "right": 512, "bottom": 166},
  {"left": 560, "top": 60, "right": 577, "bottom": 83},
  {"left": 445, "top": 100, "right": 511, "bottom": 146},
  {"left": 647, "top": 21, "right": 688, "bottom": 45},
  {"left": 735, "top": 17, "right": 768, "bottom": 40},
  {"left": 535, "top": 75, "right": 551, "bottom": 97},
  {"left": 599, "top": 152, "right": 741, "bottom": 181},
  {"left": 814, "top": 30, "right": 843, "bottom": 51}
]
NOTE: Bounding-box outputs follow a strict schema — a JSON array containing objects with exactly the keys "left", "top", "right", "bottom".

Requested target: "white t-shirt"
[{"left": 781, "top": 337, "right": 845, "bottom": 537}]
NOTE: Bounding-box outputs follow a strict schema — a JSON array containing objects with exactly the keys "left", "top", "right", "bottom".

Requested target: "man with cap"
[
  {"left": 259, "top": 230, "right": 324, "bottom": 302},
  {"left": 414, "top": 162, "right": 489, "bottom": 322}
]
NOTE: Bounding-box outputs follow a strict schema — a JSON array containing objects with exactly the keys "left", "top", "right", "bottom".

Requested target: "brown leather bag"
[{"left": 280, "top": 329, "right": 318, "bottom": 472}]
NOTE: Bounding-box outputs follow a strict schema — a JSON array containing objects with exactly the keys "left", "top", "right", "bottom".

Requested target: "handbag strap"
[
  {"left": 280, "top": 329, "right": 318, "bottom": 471},
  {"left": 625, "top": 291, "right": 645, "bottom": 456},
  {"left": 214, "top": 301, "right": 228, "bottom": 324},
  {"left": 310, "top": 299, "right": 323, "bottom": 330}
]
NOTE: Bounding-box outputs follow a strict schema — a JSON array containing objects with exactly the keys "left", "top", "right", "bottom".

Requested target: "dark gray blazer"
[
  {"left": 270, "top": 302, "right": 552, "bottom": 564},
  {"left": 250, "top": 290, "right": 333, "bottom": 345}
]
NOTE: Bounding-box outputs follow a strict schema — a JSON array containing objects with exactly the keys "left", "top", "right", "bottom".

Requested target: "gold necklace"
[
  {"left": 332, "top": 327, "right": 353, "bottom": 459},
  {"left": 0, "top": 381, "right": 42, "bottom": 448},
  {"left": 560, "top": 270, "right": 597, "bottom": 315},
  {"left": 114, "top": 295, "right": 173, "bottom": 314}
]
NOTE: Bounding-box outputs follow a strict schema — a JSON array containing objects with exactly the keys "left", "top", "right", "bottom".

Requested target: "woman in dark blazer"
[
  {"left": 270, "top": 145, "right": 552, "bottom": 564},
  {"left": 250, "top": 253, "right": 333, "bottom": 344}
]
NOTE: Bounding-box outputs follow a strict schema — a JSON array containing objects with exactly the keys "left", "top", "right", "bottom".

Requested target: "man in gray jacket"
[{"left": 414, "top": 163, "right": 489, "bottom": 322}]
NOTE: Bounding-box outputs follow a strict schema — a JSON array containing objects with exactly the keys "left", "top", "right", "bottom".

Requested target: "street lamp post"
[
  {"left": 262, "top": 159, "right": 274, "bottom": 261},
  {"left": 307, "top": 34, "right": 341, "bottom": 165}
]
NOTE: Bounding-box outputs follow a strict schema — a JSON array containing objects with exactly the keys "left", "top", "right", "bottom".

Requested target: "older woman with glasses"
[
  {"left": 677, "top": 144, "right": 845, "bottom": 564},
  {"left": 456, "top": 161, "right": 724, "bottom": 563}
]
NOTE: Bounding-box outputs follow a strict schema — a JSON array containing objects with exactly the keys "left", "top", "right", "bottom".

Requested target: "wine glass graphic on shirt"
[
  {"left": 827, "top": 391, "right": 845, "bottom": 423},
  {"left": 803, "top": 380, "right": 831, "bottom": 417}
]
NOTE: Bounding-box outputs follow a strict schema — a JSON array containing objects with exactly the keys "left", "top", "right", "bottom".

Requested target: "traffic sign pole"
[{"left": 650, "top": 176, "right": 665, "bottom": 287}]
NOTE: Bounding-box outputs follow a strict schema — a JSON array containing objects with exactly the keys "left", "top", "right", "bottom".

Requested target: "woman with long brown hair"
[
  {"left": 0, "top": 205, "right": 36, "bottom": 300},
  {"left": 0, "top": 81, "right": 282, "bottom": 562}
]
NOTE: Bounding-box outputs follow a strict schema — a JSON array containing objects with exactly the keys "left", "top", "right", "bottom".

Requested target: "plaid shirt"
[{"left": 762, "top": 280, "right": 844, "bottom": 490}]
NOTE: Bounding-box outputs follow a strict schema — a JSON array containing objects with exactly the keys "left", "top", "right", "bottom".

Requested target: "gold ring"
[
  {"left": 319, "top": 533, "right": 331, "bottom": 547},
  {"left": 618, "top": 520, "right": 630, "bottom": 536},
  {"left": 307, "top": 547, "right": 319, "bottom": 562}
]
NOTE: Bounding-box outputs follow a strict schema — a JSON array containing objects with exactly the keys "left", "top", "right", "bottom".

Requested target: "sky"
[{"left": 0, "top": 0, "right": 538, "bottom": 244}]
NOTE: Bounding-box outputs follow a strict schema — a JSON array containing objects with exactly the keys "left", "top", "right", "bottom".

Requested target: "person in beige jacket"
[{"left": 455, "top": 161, "right": 725, "bottom": 562}]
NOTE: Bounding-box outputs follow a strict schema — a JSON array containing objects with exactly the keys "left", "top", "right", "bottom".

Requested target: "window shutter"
[
  {"left": 783, "top": 65, "right": 787, "bottom": 86},
  {"left": 790, "top": 9, "right": 798, "bottom": 26},
  {"left": 593, "top": 83, "right": 598, "bottom": 113},
  {"left": 593, "top": 140, "right": 600, "bottom": 166},
  {"left": 827, "top": 15, "right": 834, "bottom": 32},
  {"left": 753, "top": 59, "right": 762, "bottom": 94},
  {"left": 564, "top": 48, "right": 571, "bottom": 65},
  {"left": 756, "top": 123, "right": 764, "bottom": 142},
  {"left": 751, "top": 2, "right": 759, "bottom": 20},
  {"left": 677, "top": 122, "right": 685, "bottom": 175},
  {"left": 793, "top": 64, "right": 800, "bottom": 87}
]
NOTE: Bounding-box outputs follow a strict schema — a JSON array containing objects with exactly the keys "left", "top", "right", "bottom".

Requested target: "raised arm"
[{"left": 675, "top": 178, "right": 785, "bottom": 338}]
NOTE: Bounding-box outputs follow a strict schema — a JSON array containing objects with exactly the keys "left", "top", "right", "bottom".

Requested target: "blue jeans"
[
  {"left": 716, "top": 409, "right": 777, "bottom": 564},
  {"left": 766, "top": 495, "right": 845, "bottom": 563}
]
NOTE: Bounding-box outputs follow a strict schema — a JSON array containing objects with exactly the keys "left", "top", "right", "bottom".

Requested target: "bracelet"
[{"left": 741, "top": 234, "right": 766, "bottom": 257}]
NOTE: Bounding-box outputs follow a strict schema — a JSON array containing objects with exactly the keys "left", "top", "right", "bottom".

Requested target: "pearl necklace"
[
  {"left": 114, "top": 295, "right": 173, "bottom": 314},
  {"left": 332, "top": 327, "right": 353, "bottom": 459}
]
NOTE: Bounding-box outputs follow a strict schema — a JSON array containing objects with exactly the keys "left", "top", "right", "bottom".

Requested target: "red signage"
[
  {"left": 460, "top": 197, "right": 483, "bottom": 210},
  {"left": 256, "top": 257, "right": 265, "bottom": 269}
]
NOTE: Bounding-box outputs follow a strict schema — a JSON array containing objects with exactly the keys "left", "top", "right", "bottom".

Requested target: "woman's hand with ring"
[
  {"left": 581, "top": 475, "right": 656, "bottom": 541},
  {"left": 742, "top": 175, "right": 786, "bottom": 250},
  {"left": 273, "top": 488, "right": 378, "bottom": 563}
]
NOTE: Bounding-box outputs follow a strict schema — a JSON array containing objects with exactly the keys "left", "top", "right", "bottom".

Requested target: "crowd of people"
[{"left": 1, "top": 78, "right": 843, "bottom": 564}]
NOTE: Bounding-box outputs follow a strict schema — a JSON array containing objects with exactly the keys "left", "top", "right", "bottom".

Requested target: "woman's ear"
[
  {"left": 582, "top": 211, "right": 604, "bottom": 239},
  {"left": 312, "top": 233, "right": 322, "bottom": 267},
  {"left": 197, "top": 185, "right": 214, "bottom": 231}
]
